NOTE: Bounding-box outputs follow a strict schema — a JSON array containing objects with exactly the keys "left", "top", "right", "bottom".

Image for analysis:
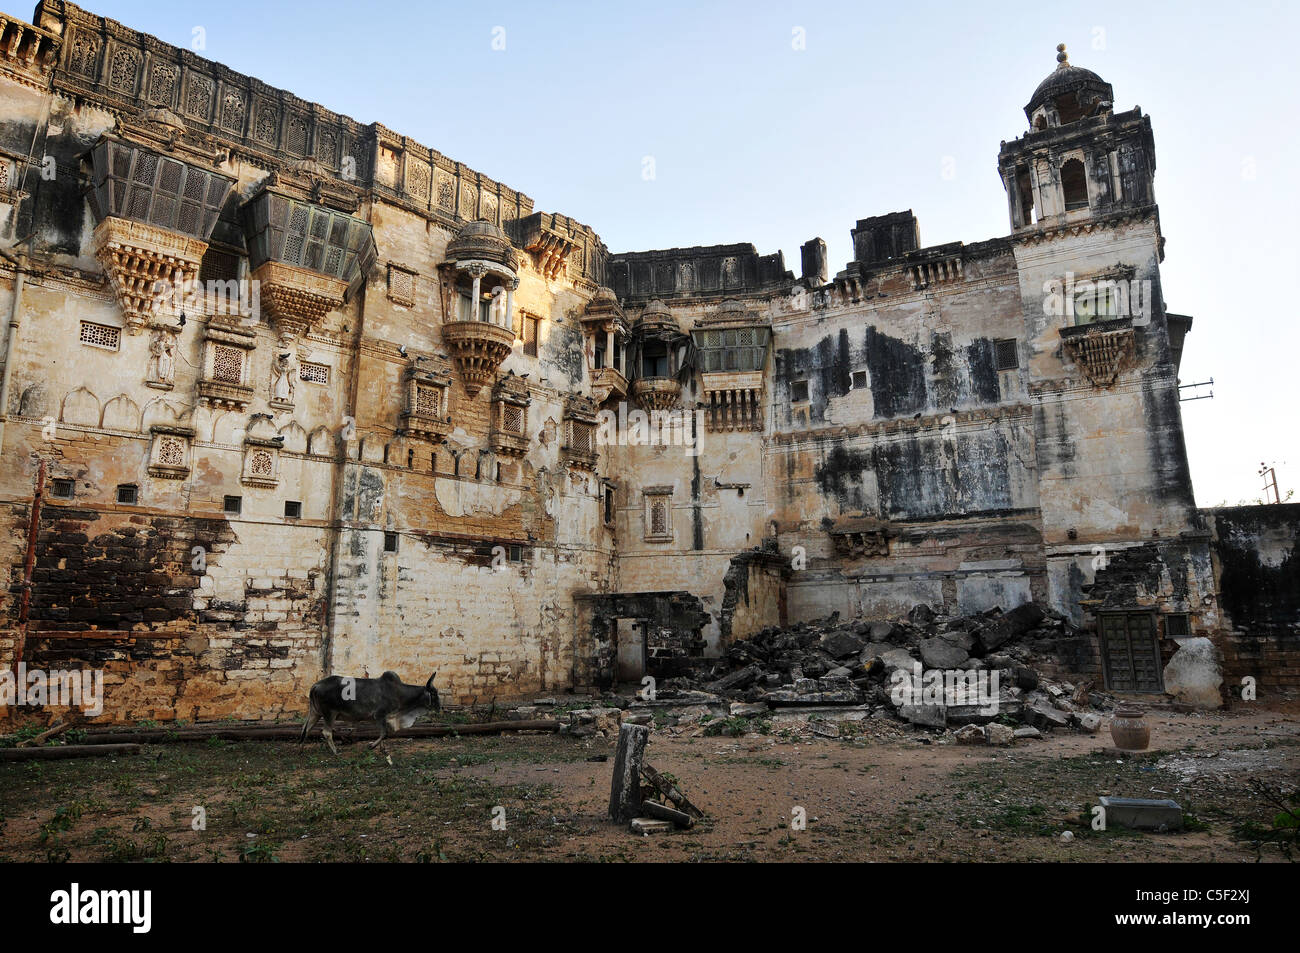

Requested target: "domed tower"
[
  {"left": 998, "top": 45, "right": 1154, "bottom": 231},
  {"left": 1001, "top": 45, "right": 1204, "bottom": 633}
]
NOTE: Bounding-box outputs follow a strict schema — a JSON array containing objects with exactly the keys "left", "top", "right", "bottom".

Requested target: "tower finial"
[{"left": 1056, "top": 43, "right": 1069, "bottom": 67}]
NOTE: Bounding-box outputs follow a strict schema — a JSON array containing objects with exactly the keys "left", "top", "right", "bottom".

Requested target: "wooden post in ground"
[{"left": 608, "top": 723, "right": 649, "bottom": 823}]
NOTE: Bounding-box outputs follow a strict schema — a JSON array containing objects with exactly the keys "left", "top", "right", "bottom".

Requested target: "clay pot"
[{"left": 1109, "top": 704, "right": 1151, "bottom": 751}]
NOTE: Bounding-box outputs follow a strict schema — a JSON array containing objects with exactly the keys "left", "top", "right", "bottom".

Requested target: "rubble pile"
[{"left": 654, "top": 602, "right": 1116, "bottom": 736}]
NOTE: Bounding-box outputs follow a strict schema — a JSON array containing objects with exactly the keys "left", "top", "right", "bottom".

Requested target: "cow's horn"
[{"left": 426, "top": 672, "right": 437, "bottom": 689}]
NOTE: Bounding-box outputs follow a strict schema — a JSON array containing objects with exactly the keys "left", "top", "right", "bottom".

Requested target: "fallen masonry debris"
[{"left": 628, "top": 602, "right": 1119, "bottom": 741}]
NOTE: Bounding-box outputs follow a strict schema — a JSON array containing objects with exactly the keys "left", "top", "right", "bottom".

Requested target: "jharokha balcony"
[
  {"left": 439, "top": 220, "right": 520, "bottom": 397},
  {"left": 631, "top": 377, "right": 682, "bottom": 412}
]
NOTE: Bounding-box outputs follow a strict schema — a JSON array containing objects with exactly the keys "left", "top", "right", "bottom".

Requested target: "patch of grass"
[{"left": 239, "top": 840, "right": 281, "bottom": 863}]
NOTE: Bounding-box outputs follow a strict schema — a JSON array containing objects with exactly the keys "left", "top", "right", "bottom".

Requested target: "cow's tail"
[{"left": 298, "top": 691, "right": 318, "bottom": 745}]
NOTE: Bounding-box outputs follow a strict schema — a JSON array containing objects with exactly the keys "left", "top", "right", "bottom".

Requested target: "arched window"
[{"left": 1061, "top": 158, "right": 1089, "bottom": 211}]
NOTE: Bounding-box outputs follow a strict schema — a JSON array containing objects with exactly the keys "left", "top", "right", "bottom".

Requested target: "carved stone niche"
[
  {"left": 399, "top": 354, "right": 453, "bottom": 443},
  {"left": 240, "top": 415, "right": 281, "bottom": 488},
  {"left": 147, "top": 424, "right": 194, "bottom": 480},
  {"left": 490, "top": 371, "right": 531, "bottom": 457},
  {"left": 268, "top": 349, "right": 297, "bottom": 411},
  {"left": 827, "top": 515, "right": 891, "bottom": 558},
  {"left": 145, "top": 326, "right": 179, "bottom": 390},
  {"left": 1059, "top": 317, "right": 1136, "bottom": 388},
  {"left": 197, "top": 319, "right": 256, "bottom": 410},
  {"left": 561, "top": 395, "right": 599, "bottom": 471}
]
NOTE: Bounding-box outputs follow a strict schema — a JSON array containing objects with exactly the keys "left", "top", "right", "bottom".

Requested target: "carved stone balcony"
[
  {"left": 92, "top": 216, "right": 208, "bottom": 334},
  {"left": 701, "top": 370, "right": 763, "bottom": 432},
  {"left": 240, "top": 187, "right": 374, "bottom": 341},
  {"left": 252, "top": 260, "right": 348, "bottom": 344},
  {"left": 1059, "top": 317, "right": 1135, "bottom": 388},
  {"left": 442, "top": 320, "right": 515, "bottom": 397},
  {"left": 196, "top": 378, "right": 255, "bottom": 411},
  {"left": 631, "top": 377, "right": 682, "bottom": 413},
  {"left": 590, "top": 366, "right": 628, "bottom": 404}
]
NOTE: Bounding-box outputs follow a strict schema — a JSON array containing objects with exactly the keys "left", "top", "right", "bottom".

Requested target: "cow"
[{"left": 299, "top": 671, "right": 439, "bottom": 756}]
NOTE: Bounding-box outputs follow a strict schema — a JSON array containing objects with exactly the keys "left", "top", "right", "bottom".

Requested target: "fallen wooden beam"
[
  {"left": 641, "top": 799, "right": 694, "bottom": 829},
  {"left": 642, "top": 763, "right": 704, "bottom": 819},
  {"left": 75, "top": 720, "right": 561, "bottom": 745},
  {"left": 0, "top": 743, "right": 140, "bottom": 761},
  {"left": 17, "top": 719, "right": 74, "bottom": 748}
]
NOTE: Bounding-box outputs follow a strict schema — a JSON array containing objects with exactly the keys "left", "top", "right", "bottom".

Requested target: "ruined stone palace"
[{"left": 1, "top": 4, "right": 1295, "bottom": 721}]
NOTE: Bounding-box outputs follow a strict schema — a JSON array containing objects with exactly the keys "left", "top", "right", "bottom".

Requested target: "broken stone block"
[
  {"left": 669, "top": 705, "right": 711, "bottom": 724},
  {"left": 729, "top": 701, "right": 770, "bottom": 717},
  {"left": 1072, "top": 712, "right": 1102, "bottom": 734},
  {"left": 976, "top": 603, "right": 1046, "bottom": 653},
  {"left": 986, "top": 723, "right": 1015, "bottom": 746},
  {"left": 908, "top": 604, "right": 936, "bottom": 625},
  {"left": 918, "top": 637, "right": 970, "bottom": 669},
  {"left": 947, "top": 700, "right": 1021, "bottom": 725},
  {"left": 858, "top": 642, "right": 893, "bottom": 664},
  {"left": 705, "top": 663, "right": 762, "bottom": 695},
  {"left": 1161, "top": 637, "right": 1224, "bottom": 709},
  {"left": 1012, "top": 666, "right": 1039, "bottom": 692},
  {"left": 869, "top": 621, "right": 898, "bottom": 642},
  {"left": 1024, "top": 699, "right": 1070, "bottom": 731},
  {"left": 820, "top": 630, "right": 866, "bottom": 659},
  {"left": 954, "top": 724, "right": 986, "bottom": 744},
  {"left": 1013, "top": 726, "right": 1041, "bottom": 739},
  {"left": 899, "top": 704, "right": 947, "bottom": 728},
  {"left": 630, "top": 817, "right": 675, "bottom": 835},
  {"left": 880, "top": 648, "right": 917, "bottom": 672},
  {"left": 1098, "top": 796, "right": 1183, "bottom": 832}
]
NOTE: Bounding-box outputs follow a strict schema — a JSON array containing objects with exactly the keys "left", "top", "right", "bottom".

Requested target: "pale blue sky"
[{"left": 8, "top": 0, "right": 1297, "bottom": 505}]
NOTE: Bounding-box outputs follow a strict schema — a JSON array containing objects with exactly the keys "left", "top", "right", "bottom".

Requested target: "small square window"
[
  {"left": 384, "top": 531, "right": 399, "bottom": 553},
  {"left": 51, "top": 479, "right": 75, "bottom": 499},
  {"left": 509, "top": 544, "right": 523, "bottom": 562},
  {"left": 851, "top": 370, "right": 867, "bottom": 390},
  {"left": 1165, "top": 613, "right": 1191, "bottom": 639},
  {"left": 284, "top": 501, "right": 302, "bottom": 519},
  {"left": 994, "top": 338, "right": 1019, "bottom": 371},
  {"left": 790, "top": 380, "right": 809, "bottom": 403},
  {"left": 116, "top": 484, "right": 138, "bottom": 505},
  {"left": 223, "top": 495, "right": 242, "bottom": 515}
]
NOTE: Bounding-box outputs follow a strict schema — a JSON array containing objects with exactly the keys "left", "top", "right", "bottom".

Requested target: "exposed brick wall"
[{"left": 1, "top": 502, "right": 326, "bottom": 723}]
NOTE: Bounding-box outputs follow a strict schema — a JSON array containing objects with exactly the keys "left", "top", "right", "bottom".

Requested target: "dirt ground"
[{"left": 0, "top": 705, "right": 1296, "bottom": 862}]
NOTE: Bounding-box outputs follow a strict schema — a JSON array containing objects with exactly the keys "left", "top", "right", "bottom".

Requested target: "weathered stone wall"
[
  {"left": 0, "top": 2, "right": 1252, "bottom": 722},
  {"left": 1205, "top": 505, "right": 1300, "bottom": 695}
]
